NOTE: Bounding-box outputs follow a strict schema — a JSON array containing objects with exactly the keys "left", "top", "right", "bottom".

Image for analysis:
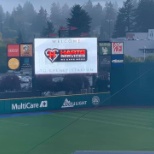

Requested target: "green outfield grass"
[{"left": 1, "top": 107, "right": 154, "bottom": 154}]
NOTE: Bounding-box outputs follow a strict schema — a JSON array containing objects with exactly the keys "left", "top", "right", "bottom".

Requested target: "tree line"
[
  {"left": 0, "top": 0, "right": 118, "bottom": 43},
  {"left": 113, "top": 0, "right": 154, "bottom": 38},
  {"left": 0, "top": 0, "right": 153, "bottom": 44}
]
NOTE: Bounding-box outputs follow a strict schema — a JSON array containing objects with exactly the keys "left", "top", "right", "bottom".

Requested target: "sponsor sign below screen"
[{"left": 34, "top": 38, "right": 98, "bottom": 75}]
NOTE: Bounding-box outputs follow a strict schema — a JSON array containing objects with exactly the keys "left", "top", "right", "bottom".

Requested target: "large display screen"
[{"left": 34, "top": 38, "right": 98, "bottom": 75}]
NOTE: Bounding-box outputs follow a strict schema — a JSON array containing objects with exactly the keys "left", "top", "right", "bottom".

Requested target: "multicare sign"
[
  {"left": 34, "top": 38, "right": 98, "bottom": 75},
  {"left": 11, "top": 100, "right": 48, "bottom": 111}
]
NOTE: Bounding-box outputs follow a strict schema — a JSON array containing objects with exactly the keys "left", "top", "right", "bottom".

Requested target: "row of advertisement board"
[
  {"left": 98, "top": 42, "right": 124, "bottom": 55},
  {"left": 0, "top": 93, "right": 111, "bottom": 114},
  {"left": 7, "top": 38, "right": 124, "bottom": 72},
  {"left": 7, "top": 44, "right": 33, "bottom": 57},
  {"left": 7, "top": 44, "right": 33, "bottom": 70}
]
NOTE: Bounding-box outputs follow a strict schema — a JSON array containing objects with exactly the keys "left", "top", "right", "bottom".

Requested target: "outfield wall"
[
  {"left": 111, "top": 62, "right": 154, "bottom": 106},
  {"left": 0, "top": 93, "right": 111, "bottom": 114}
]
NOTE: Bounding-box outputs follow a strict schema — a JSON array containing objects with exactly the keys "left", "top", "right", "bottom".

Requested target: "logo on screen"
[
  {"left": 44, "top": 48, "right": 87, "bottom": 63},
  {"left": 44, "top": 48, "right": 59, "bottom": 63}
]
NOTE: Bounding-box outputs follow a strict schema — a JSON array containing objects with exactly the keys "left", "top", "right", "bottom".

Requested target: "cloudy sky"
[{"left": 0, "top": 0, "right": 124, "bottom": 12}]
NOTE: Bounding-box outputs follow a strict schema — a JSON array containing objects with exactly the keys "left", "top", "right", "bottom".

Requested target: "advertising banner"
[
  {"left": 20, "top": 57, "right": 32, "bottom": 69},
  {"left": 1, "top": 93, "right": 111, "bottom": 114},
  {"left": 112, "top": 42, "right": 124, "bottom": 54},
  {"left": 99, "top": 55, "right": 111, "bottom": 69},
  {"left": 8, "top": 58, "right": 20, "bottom": 70},
  {"left": 7, "top": 44, "right": 20, "bottom": 57},
  {"left": 34, "top": 38, "right": 98, "bottom": 75},
  {"left": 111, "top": 54, "right": 124, "bottom": 67},
  {"left": 98, "top": 42, "right": 111, "bottom": 55},
  {"left": 20, "top": 44, "right": 33, "bottom": 57}
]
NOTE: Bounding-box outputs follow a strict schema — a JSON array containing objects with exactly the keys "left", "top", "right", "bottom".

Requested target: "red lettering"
[{"left": 60, "top": 49, "right": 86, "bottom": 55}]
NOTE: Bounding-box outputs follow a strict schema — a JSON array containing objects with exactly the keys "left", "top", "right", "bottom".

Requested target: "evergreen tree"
[
  {"left": 50, "top": 2, "right": 62, "bottom": 29},
  {"left": 31, "top": 7, "right": 48, "bottom": 34},
  {"left": 0, "top": 5, "right": 5, "bottom": 32},
  {"left": 113, "top": 0, "right": 135, "bottom": 38},
  {"left": 67, "top": 5, "right": 91, "bottom": 37},
  {"left": 61, "top": 3, "right": 70, "bottom": 26},
  {"left": 84, "top": 1, "right": 103, "bottom": 36},
  {"left": 16, "top": 30, "right": 23, "bottom": 43},
  {"left": 42, "top": 21, "right": 55, "bottom": 37},
  {"left": 23, "top": 1, "right": 36, "bottom": 23},
  {"left": 10, "top": 5, "right": 25, "bottom": 40},
  {"left": 83, "top": 0, "right": 93, "bottom": 18},
  {"left": 134, "top": 0, "right": 154, "bottom": 32},
  {"left": 91, "top": 3, "right": 103, "bottom": 29},
  {"left": 99, "top": 2, "right": 117, "bottom": 40},
  {"left": 11, "top": 4, "right": 24, "bottom": 28}
]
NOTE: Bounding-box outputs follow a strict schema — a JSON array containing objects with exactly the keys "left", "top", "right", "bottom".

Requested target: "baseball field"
[{"left": 1, "top": 107, "right": 154, "bottom": 154}]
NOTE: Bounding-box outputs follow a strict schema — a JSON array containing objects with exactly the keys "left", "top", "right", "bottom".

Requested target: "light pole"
[{"left": 143, "top": 46, "right": 146, "bottom": 61}]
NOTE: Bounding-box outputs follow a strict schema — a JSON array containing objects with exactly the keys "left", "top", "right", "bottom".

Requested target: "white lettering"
[{"left": 12, "top": 101, "right": 48, "bottom": 110}]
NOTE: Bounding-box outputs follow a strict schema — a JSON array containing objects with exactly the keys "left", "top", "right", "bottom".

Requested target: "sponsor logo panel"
[
  {"left": 92, "top": 96, "right": 100, "bottom": 106},
  {"left": 44, "top": 48, "right": 87, "bottom": 63},
  {"left": 11, "top": 100, "right": 48, "bottom": 111},
  {"left": 7, "top": 44, "right": 20, "bottom": 57},
  {"left": 61, "top": 98, "right": 87, "bottom": 108},
  {"left": 98, "top": 42, "right": 112, "bottom": 55},
  {"left": 112, "top": 42, "right": 124, "bottom": 54},
  {"left": 111, "top": 54, "right": 124, "bottom": 67},
  {"left": 20, "top": 44, "right": 33, "bottom": 57}
]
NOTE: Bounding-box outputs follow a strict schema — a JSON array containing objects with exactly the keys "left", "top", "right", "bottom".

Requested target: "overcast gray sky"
[{"left": 0, "top": 0, "right": 124, "bottom": 13}]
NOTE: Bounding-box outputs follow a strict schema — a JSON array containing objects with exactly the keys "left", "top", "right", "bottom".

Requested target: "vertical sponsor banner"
[
  {"left": 98, "top": 42, "right": 111, "bottom": 55},
  {"left": 111, "top": 42, "right": 124, "bottom": 67},
  {"left": 7, "top": 44, "right": 20, "bottom": 57},
  {"left": 97, "top": 42, "right": 111, "bottom": 93},
  {"left": 19, "top": 43, "right": 33, "bottom": 78},
  {"left": 7, "top": 44, "right": 20, "bottom": 70}
]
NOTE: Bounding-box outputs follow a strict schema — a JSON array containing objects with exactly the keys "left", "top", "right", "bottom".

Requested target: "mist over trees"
[
  {"left": 0, "top": 0, "right": 118, "bottom": 43},
  {"left": 0, "top": 0, "right": 153, "bottom": 44},
  {"left": 113, "top": 0, "right": 154, "bottom": 38},
  {"left": 67, "top": 5, "right": 91, "bottom": 37}
]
